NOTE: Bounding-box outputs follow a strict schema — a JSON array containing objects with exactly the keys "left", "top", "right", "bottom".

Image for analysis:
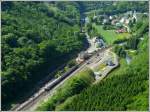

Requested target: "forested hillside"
[
  {"left": 81, "top": 1, "right": 148, "bottom": 15},
  {"left": 1, "top": 1, "right": 149, "bottom": 111},
  {"left": 57, "top": 50, "right": 148, "bottom": 110},
  {"left": 52, "top": 15, "right": 149, "bottom": 111},
  {"left": 1, "top": 1, "right": 84, "bottom": 110}
]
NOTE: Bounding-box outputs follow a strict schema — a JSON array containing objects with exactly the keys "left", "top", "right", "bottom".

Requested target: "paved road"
[{"left": 85, "top": 32, "right": 101, "bottom": 54}]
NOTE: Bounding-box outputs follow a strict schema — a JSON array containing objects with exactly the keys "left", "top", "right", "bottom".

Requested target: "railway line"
[{"left": 11, "top": 46, "right": 110, "bottom": 111}]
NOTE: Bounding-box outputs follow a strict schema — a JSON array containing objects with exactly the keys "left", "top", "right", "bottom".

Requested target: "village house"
[
  {"left": 124, "top": 19, "right": 130, "bottom": 25},
  {"left": 115, "top": 22, "right": 122, "bottom": 27},
  {"left": 76, "top": 51, "right": 88, "bottom": 63},
  {"left": 115, "top": 28, "right": 126, "bottom": 33},
  {"left": 93, "top": 37, "right": 105, "bottom": 48},
  {"left": 111, "top": 19, "right": 118, "bottom": 25},
  {"left": 100, "top": 10, "right": 137, "bottom": 34},
  {"left": 120, "top": 17, "right": 125, "bottom": 23},
  {"left": 109, "top": 15, "right": 113, "bottom": 20},
  {"left": 102, "top": 18, "right": 109, "bottom": 25},
  {"left": 101, "top": 14, "right": 109, "bottom": 24}
]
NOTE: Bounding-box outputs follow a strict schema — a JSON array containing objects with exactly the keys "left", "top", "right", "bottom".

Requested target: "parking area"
[{"left": 86, "top": 49, "right": 118, "bottom": 81}]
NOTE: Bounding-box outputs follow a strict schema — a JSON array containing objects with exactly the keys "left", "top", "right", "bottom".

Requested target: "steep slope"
[
  {"left": 54, "top": 15, "right": 149, "bottom": 111},
  {"left": 56, "top": 48, "right": 148, "bottom": 111},
  {"left": 1, "top": 1, "right": 84, "bottom": 110}
]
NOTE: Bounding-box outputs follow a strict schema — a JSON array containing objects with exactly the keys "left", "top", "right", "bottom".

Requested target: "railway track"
[
  {"left": 11, "top": 64, "right": 84, "bottom": 111},
  {"left": 11, "top": 46, "right": 111, "bottom": 111}
]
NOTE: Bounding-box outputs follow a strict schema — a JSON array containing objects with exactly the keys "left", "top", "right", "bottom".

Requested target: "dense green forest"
[
  {"left": 1, "top": 1, "right": 84, "bottom": 110},
  {"left": 1, "top": 1, "right": 149, "bottom": 111},
  {"left": 36, "top": 68, "right": 95, "bottom": 111},
  {"left": 82, "top": 1, "right": 148, "bottom": 15}
]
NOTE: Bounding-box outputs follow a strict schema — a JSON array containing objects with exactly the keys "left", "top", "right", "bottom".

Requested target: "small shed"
[{"left": 76, "top": 51, "right": 88, "bottom": 63}]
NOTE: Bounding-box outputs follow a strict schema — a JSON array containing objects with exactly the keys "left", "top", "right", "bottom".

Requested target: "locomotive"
[{"left": 44, "top": 65, "right": 79, "bottom": 91}]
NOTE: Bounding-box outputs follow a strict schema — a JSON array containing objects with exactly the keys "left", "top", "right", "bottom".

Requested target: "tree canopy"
[{"left": 1, "top": 1, "right": 84, "bottom": 110}]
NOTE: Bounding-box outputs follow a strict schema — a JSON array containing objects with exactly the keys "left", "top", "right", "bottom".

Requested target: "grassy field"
[
  {"left": 125, "top": 50, "right": 137, "bottom": 57},
  {"left": 93, "top": 63, "right": 106, "bottom": 72},
  {"left": 93, "top": 23, "right": 131, "bottom": 45}
]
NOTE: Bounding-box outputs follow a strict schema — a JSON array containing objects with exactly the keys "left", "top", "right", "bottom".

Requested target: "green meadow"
[{"left": 93, "top": 23, "right": 131, "bottom": 44}]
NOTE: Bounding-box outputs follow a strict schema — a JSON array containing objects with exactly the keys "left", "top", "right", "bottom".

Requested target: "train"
[
  {"left": 44, "top": 46, "right": 111, "bottom": 91},
  {"left": 44, "top": 65, "right": 79, "bottom": 91},
  {"left": 11, "top": 46, "right": 111, "bottom": 111}
]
